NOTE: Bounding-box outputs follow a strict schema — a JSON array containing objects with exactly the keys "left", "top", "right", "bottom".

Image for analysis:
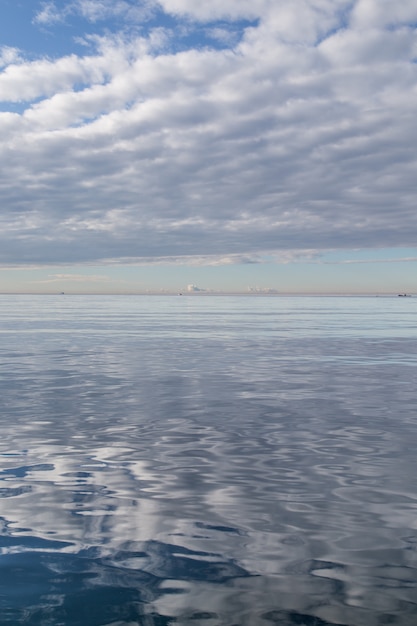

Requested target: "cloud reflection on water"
[{"left": 0, "top": 296, "right": 417, "bottom": 625}]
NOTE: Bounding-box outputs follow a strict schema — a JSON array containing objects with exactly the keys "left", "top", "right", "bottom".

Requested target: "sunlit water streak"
[{"left": 0, "top": 294, "right": 416, "bottom": 625}]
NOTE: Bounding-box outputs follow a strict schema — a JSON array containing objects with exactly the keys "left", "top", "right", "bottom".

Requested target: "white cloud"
[
  {"left": 0, "top": 54, "right": 108, "bottom": 103},
  {"left": 34, "top": 0, "right": 155, "bottom": 26},
  {"left": 350, "top": 0, "right": 417, "bottom": 29},
  {"left": 247, "top": 286, "right": 279, "bottom": 293},
  {"left": 36, "top": 273, "right": 110, "bottom": 282},
  {"left": 325, "top": 257, "right": 417, "bottom": 265},
  {"left": 1, "top": 0, "right": 417, "bottom": 266},
  {"left": 33, "top": 1, "right": 64, "bottom": 25},
  {"left": 0, "top": 46, "right": 22, "bottom": 68},
  {"left": 74, "top": 0, "right": 155, "bottom": 23},
  {"left": 156, "top": 0, "right": 267, "bottom": 22}
]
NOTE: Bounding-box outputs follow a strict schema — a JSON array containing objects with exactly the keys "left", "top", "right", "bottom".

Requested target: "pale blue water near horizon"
[{"left": 0, "top": 294, "right": 416, "bottom": 626}]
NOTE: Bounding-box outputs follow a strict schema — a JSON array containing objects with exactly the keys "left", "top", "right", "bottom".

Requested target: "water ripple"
[{"left": 0, "top": 295, "right": 417, "bottom": 624}]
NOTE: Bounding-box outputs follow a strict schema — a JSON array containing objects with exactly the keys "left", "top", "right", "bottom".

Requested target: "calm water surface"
[{"left": 0, "top": 295, "right": 416, "bottom": 625}]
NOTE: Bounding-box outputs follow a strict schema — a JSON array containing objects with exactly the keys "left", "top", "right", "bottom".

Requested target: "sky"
[{"left": 0, "top": 0, "right": 416, "bottom": 294}]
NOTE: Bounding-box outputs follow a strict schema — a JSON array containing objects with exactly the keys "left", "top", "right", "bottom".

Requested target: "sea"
[{"left": 0, "top": 294, "right": 416, "bottom": 626}]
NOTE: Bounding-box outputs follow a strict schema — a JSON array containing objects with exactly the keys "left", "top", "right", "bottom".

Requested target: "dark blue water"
[{"left": 0, "top": 295, "right": 416, "bottom": 625}]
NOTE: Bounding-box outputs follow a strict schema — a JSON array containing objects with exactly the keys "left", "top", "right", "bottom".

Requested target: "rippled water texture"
[{"left": 0, "top": 295, "right": 416, "bottom": 625}]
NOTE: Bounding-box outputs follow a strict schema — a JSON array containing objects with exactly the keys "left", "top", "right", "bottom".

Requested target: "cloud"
[
  {"left": 0, "top": 55, "right": 104, "bottom": 104},
  {"left": 1, "top": 0, "right": 417, "bottom": 267},
  {"left": 324, "top": 257, "right": 417, "bottom": 265},
  {"left": 75, "top": 0, "right": 155, "bottom": 23},
  {"left": 350, "top": 0, "right": 417, "bottom": 29},
  {"left": 33, "top": 1, "right": 64, "bottom": 25},
  {"left": 0, "top": 46, "right": 22, "bottom": 68},
  {"left": 33, "top": 0, "right": 154, "bottom": 26},
  {"left": 156, "top": 0, "right": 266, "bottom": 22},
  {"left": 35, "top": 273, "right": 110, "bottom": 283},
  {"left": 247, "top": 286, "right": 279, "bottom": 293}
]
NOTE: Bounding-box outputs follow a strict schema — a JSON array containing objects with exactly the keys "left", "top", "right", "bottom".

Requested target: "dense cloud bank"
[{"left": 1, "top": 0, "right": 416, "bottom": 265}]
